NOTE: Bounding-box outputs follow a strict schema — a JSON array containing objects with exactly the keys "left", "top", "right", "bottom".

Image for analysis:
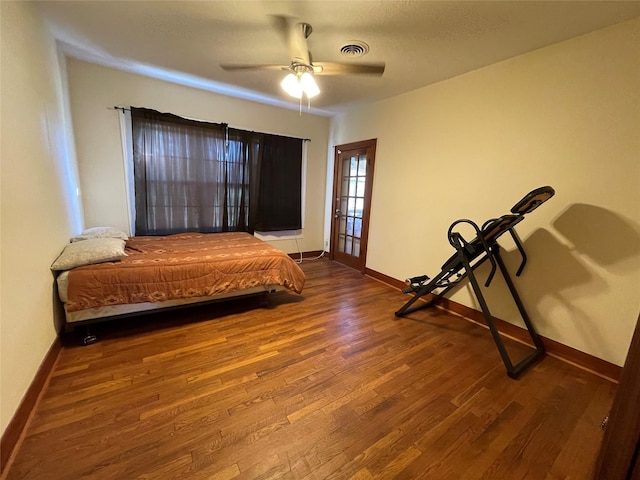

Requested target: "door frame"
[{"left": 329, "top": 139, "right": 376, "bottom": 273}]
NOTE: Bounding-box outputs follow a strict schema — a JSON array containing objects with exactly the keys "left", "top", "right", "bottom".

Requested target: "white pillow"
[
  {"left": 71, "top": 226, "right": 129, "bottom": 242},
  {"left": 51, "top": 238, "right": 127, "bottom": 271}
]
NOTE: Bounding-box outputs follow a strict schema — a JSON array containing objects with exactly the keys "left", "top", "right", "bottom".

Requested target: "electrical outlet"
[{"left": 324, "top": 240, "right": 329, "bottom": 248}]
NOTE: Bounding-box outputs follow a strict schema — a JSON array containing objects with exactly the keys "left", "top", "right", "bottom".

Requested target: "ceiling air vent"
[{"left": 340, "top": 41, "right": 369, "bottom": 58}]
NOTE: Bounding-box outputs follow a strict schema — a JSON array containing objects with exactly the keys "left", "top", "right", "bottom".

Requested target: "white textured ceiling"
[{"left": 35, "top": 1, "right": 640, "bottom": 115}]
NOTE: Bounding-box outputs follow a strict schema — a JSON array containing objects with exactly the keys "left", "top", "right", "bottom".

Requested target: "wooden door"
[
  {"left": 594, "top": 313, "right": 640, "bottom": 479},
  {"left": 330, "top": 139, "right": 376, "bottom": 273}
]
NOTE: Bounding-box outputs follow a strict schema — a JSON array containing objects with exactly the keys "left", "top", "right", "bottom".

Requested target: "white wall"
[
  {"left": 0, "top": 1, "right": 81, "bottom": 435},
  {"left": 330, "top": 18, "right": 640, "bottom": 366},
  {"left": 66, "top": 59, "right": 330, "bottom": 254}
]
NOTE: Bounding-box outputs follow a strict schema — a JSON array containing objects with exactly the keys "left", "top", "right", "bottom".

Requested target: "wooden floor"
[{"left": 5, "top": 259, "right": 615, "bottom": 480}]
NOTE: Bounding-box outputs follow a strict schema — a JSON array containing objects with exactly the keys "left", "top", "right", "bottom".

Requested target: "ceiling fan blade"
[
  {"left": 221, "top": 64, "right": 288, "bottom": 72},
  {"left": 264, "top": 16, "right": 313, "bottom": 66},
  {"left": 312, "top": 62, "right": 386, "bottom": 76},
  {"left": 285, "top": 19, "right": 311, "bottom": 65}
]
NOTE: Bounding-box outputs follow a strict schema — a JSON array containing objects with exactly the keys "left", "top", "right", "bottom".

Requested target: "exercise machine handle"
[{"left": 447, "top": 219, "right": 497, "bottom": 287}]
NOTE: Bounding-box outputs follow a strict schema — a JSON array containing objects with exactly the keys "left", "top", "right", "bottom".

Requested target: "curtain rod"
[{"left": 111, "top": 106, "right": 310, "bottom": 142}]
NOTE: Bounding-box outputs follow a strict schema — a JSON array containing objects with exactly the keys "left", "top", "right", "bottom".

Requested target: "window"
[
  {"left": 255, "top": 133, "right": 303, "bottom": 232},
  {"left": 130, "top": 108, "right": 302, "bottom": 235}
]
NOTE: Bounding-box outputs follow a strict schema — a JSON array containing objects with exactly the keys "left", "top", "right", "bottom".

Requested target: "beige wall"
[
  {"left": 66, "top": 59, "right": 330, "bottom": 254},
  {"left": 0, "top": 2, "right": 80, "bottom": 434},
  {"left": 330, "top": 18, "right": 640, "bottom": 366}
]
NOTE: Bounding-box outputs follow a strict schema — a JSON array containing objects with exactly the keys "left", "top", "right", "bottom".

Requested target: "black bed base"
[
  {"left": 395, "top": 186, "right": 555, "bottom": 378},
  {"left": 66, "top": 289, "right": 277, "bottom": 346}
]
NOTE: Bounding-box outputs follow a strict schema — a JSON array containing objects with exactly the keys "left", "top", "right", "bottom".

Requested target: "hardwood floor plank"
[
  {"left": 348, "top": 468, "right": 375, "bottom": 480},
  {"left": 446, "top": 401, "right": 533, "bottom": 480},
  {"left": 376, "top": 446, "right": 422, "bottom": 480},
  {"left": 3, "top": 259, "right": 616, "bottom": 480}
]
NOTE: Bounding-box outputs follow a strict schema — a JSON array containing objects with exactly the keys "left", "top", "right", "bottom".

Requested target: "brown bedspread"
[{"left": 64, "top": 232, "right": 305, "bottom": 312}]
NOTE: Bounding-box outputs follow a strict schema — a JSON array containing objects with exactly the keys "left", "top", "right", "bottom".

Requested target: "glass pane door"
[
  {"left": 331, "top": 140, "right": 376, "bottom": 273},
  {"left": 337, "top": 152, "right": 367, "bottom": 258}
]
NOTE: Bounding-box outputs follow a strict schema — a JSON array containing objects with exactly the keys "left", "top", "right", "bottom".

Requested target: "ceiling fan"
[{"left": 220, "top": 17, "right": 385, "bottom": 100}]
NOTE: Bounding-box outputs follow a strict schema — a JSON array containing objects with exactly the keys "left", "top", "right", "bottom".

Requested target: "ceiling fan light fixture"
[
  {"left": 281, "top": 72, "right": 303, "bottom": 98},
  {"left": 281, "top": 71, "right": 319, "bottom": 99},
  {"left": 300, "top": 72, "right": 320, "bottom": 98}
]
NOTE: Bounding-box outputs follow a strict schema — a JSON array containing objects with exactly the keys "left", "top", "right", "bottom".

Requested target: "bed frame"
[{"left": 64, "top": 284, "right": 286, "bottom": 345}]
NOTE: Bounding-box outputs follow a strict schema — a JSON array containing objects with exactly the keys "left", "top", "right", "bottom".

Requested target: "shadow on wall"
[
  {"left": 498, "top": 203, "right": 640, "bottom": 307},
  {"left": 493, "top": 203, "right": 640, "bottom": 360},
  {"left": 501, "top": 228, "right": 601, "bottom": 301},
  {"left": 498, "top": 228, "right": 601, "bottom": 318},
  {"left": 552, "top": 203, "right": 640, "bottom": 274}
]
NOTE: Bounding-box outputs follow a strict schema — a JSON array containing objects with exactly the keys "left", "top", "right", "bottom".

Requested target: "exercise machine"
[{"left": 395, "top": 186, "right": 555, "bottom": 378}]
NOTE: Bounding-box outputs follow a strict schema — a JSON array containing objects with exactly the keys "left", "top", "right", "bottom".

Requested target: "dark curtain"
[
  {"left": 255, "top": 135, "right": 303, "bottom": 231},
  {"left": 133, "top": 107, "right": 240, "bottom": 235},
  {"left": 226, "top": 127, "right": 262, "bottom": 234},
  {"left": 132, "top": 107, "right": 302, "bottom": 235}
]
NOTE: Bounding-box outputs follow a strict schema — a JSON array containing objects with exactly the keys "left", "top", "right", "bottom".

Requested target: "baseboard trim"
[
  {"left": 1, "top": 337, "right": 61, "bottom": 473},
  {"left": 365, "top": 267, "right": 621, "bottom": 383}
]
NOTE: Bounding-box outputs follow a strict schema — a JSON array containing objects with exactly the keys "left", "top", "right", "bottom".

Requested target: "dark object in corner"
[{"left": 594, "top": 312, "right": 640, "bottom": 479}]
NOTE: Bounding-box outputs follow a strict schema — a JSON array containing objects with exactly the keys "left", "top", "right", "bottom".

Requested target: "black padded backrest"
[
  {"left": 510, "top": 186, "right": 555, "bottom": 215},
  {"left": 481, "top": 214, "right": 524, "bottom": 242}
]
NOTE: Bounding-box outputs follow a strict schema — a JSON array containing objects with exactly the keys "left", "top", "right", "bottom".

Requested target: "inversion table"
[{"left": 395, "top": 186, "right": 555, "bottom": 378}]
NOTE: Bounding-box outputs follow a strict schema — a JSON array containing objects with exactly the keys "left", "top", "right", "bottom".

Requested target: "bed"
[{"left": 53, "top": 231, "right": 306, "bottom": 344}]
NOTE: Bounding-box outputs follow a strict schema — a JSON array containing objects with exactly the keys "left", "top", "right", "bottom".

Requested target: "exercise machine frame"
[{"left": 395, "top": 186, "right": 554, "bottom": 378}]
